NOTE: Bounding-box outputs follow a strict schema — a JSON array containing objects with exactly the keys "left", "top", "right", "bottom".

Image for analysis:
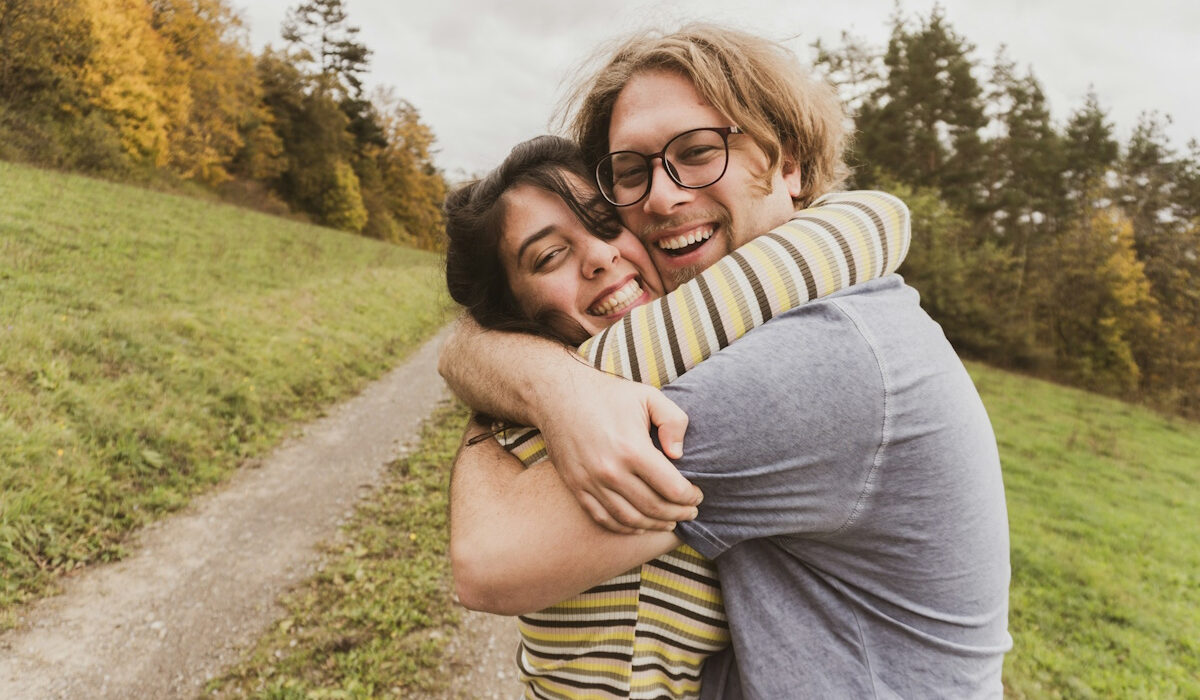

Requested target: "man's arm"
[
  {"left": 449, "top": 418, "right": 682, "bottom": 616},
  {"left": 439, "top": 315, "right": 702, "bottom": 532}
]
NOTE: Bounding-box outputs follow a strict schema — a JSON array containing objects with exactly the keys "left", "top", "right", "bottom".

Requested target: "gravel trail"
[{"left": 0, "top": 325, "right": 521, "bottom": 699}]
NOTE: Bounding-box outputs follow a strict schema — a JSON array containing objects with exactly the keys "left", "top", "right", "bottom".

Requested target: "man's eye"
[
  {"left": 676, "top": 145, "right": 719, "bottom": 164},
  {"left": 615, "top": 165, "right": 648, "bottom": 186}
]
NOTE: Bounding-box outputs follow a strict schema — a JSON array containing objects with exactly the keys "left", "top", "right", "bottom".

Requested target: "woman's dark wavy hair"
[{"left": 444, "top": 135, "right": 623, "bottom": 345}]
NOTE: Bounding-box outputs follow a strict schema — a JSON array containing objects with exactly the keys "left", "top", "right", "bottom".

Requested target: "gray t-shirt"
[{"left": 667, "top": 275, "right": 1012, "bottom": 699}]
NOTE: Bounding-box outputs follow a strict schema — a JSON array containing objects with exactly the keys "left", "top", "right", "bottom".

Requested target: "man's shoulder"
[{"left": 661, "top": 273, "right": 957, "bottom": 411}]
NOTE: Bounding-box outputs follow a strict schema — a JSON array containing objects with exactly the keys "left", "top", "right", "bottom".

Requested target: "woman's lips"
[{"left": 589, "top": 277, "right": 644, "bottom": 316}]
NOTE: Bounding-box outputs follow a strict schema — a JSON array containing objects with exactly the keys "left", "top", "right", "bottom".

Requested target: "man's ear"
[{"left": 781, "top": 159, "right": 804, "bottom": 199}]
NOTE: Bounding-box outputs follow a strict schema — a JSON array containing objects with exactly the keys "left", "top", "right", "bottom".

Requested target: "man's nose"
[{"left": 641, "top": 158, "right": 693, "bottom": 216}]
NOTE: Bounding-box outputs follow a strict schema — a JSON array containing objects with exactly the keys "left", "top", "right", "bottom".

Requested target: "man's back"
[{"left": 667, "top": 275, "right": 1011, "bottom": 698}]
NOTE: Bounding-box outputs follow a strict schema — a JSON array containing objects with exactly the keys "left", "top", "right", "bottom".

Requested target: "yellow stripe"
[{"left": 639, "top": 571, "right": 724, "bottom": 607}]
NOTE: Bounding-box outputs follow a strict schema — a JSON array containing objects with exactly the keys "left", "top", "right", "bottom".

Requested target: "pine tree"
[{"left": 855, "top": 7, "right": 986, "bottom": 209}]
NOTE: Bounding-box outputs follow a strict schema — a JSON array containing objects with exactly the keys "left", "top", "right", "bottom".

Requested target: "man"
[{"left": 445, "top": 25, "right": 1011, "bottom": 698}]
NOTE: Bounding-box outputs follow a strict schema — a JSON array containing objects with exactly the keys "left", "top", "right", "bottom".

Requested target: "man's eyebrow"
[{"left": 516, "top": 225, "right": 556, "bottom": 265}]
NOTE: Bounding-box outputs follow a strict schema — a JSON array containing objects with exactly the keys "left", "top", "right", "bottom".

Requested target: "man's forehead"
[{"left": 607, "top": 70, "right": 727, "bottom": 150}]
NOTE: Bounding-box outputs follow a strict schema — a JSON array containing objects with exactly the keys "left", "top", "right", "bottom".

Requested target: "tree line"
[
  {"left": 3, "top": 3, "right": 1196, "bottom": 417},
  {"left": 0, "top": 0, "right": 446, "bottom": 249},
  {"left": 816, "top": 8, "right": 1200, "bottom": 418}
]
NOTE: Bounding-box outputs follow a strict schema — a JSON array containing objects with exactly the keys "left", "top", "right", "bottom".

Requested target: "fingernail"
[{"left": 670, "top": 442, "right": 683, "bottom": 457}]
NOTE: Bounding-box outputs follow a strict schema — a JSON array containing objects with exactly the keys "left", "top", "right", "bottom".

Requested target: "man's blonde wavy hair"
[{"left": 564, "top": 24, "right": 849, "bottom": 208}]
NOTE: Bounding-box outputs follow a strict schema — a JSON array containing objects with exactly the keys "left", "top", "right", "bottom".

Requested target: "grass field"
[
  {"left": 0, "top": 160, "right": 454, "bottom": 621},
  {"left": 974, "top": 365, "right": 1200, "bottom": 698},
  {"left": 201, "top": 362, "right": 1195, "bottom": 696},
  {"left": 208, "top": 364, "right": 1198, "bottom": 699}
]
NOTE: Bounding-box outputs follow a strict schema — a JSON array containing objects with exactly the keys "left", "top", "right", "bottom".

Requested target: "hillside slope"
[
  {"left": 969, "top": 364, "right": 1200, "bottom": 697},
  {"left": 0, "top": 161, "right": 453, "bottom": 619}
]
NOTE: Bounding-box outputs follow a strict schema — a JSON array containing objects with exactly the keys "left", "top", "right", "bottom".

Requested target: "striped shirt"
[{"left": 497, "top": 191, "right": 912, "bottom": 699}]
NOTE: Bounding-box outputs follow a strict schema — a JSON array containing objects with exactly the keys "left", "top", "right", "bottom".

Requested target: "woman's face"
[{"left": 499, "top": 179, "right": 664, "bottom": 341}]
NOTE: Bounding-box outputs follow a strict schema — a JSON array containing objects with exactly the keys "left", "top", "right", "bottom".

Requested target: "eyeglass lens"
[{"left": 597, "top": 128, "right": 731, "bottom": 206}]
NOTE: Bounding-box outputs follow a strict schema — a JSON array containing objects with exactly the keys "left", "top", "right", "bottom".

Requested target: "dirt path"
[{"left": 0, "top": 326, "right": 522, "bottom": 699}]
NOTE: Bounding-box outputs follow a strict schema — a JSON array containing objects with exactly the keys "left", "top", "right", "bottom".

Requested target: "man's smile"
[{"left": 656, "top": 224, "right": 715, "bottom": 256}]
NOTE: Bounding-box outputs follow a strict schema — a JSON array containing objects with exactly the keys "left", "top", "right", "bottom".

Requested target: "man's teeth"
[
  {"left": 657, "top": 227, "right": 714, "bottom": 251},
  {"left": 590, "top": 279, "right": 643, "bottom": 316}
]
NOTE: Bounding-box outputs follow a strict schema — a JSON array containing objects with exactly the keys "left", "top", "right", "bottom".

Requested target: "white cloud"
[{"left": 234, "top": 0, "right": 1200, "bottom": 176}]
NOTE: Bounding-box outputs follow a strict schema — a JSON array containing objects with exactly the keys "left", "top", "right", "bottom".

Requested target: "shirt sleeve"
[{"left": 664, "top": 299, "right": 888, "bottom": 559}]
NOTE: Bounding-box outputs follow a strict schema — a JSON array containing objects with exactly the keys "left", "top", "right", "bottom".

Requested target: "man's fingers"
[
  {"left": 605, "top": 466, "right": 701, "bottom": 523},
  {"left": 592, "top": 489, "right": 681, "bottom": 532},
  {"left": 578, "top": 491, "right": 640, "bottom": 534},
  {"left": 647, "top": 391, "right": 689, "bottom": 460}
]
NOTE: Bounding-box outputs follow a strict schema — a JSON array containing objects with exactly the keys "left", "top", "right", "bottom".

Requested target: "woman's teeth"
[
  {"left": 658, "top": 227, "right": 713, "bottom": 251},
  {"left": 590, "top": 279, "right": 643, "bottom": 316}
]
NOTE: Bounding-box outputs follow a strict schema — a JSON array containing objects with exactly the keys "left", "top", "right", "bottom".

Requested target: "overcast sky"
[{"left": 233, "top": 0, "right": 1198, "bottom": 180}]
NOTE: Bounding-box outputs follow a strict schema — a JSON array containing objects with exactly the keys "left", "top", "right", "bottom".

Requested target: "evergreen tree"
[
  {"left": 980, "top": 54, "right": 1064, "bottom": 292},
  {"left": 855, "top": 7, "right": 986, "bottom": 209},
  {"left": 1062, "top": 91, "right": 1119, "bottom": 204}
]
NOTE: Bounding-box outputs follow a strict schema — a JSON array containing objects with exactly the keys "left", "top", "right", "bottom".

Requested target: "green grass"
[
  {"left": 968, "top": 362, "right": 1200, "bottom": 698},
  {"left": 208, "top": 399, "right": 469, "bottom": 699},
  {"left": 0, "top": 160, "right": 454, "bottom": 621},
  {"left": 203, "top": 362, "right": 1200, "bottom": 698}
]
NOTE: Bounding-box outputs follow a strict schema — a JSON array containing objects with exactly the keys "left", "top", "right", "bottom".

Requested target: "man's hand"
[
  {"left": 439, "top": 315, "right": 701, "bottom": 532},
  {"left": 533, "top": 368, "right": 702, "bottom": 533},
  {"left": 451, "top": 420, "right": 681, "bottom": 615}
]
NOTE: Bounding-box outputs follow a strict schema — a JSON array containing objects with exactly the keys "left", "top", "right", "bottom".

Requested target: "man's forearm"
[
  {"left": 449, "top": 422, "right": 680, "bottom": 615},
  {"left": 438, "top": 315, "right": 587, "bottom": 425}
]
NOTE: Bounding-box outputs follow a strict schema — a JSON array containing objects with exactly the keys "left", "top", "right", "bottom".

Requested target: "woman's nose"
[{"left": 582, "top": 239, "right": 620, "bottom": 278}]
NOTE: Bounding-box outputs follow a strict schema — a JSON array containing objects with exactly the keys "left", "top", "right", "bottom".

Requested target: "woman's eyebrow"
[{"left": 516, "top": 225, "right": 556, "bottom": 264}]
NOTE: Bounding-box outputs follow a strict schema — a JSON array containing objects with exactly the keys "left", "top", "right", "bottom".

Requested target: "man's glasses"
[{"left": 595, "top": 126, "right": 743, "bottom": 207}]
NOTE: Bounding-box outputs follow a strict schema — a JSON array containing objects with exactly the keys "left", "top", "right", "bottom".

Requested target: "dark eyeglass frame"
[{"left": 595, "top": 126, "right": 743, "bottom": 207}]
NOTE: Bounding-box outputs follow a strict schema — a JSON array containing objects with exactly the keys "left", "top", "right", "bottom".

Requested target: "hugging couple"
[{"left": 439, "top": 23, "right": 1011, "bottom": 700}]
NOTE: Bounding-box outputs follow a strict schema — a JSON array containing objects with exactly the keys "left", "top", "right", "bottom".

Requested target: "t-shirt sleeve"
[{"left": 664, "top": 299, "right": 887, "bottom": 559}]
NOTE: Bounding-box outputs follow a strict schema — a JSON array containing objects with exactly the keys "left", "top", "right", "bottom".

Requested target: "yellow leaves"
[
  {"left": 321, "top": 161, "right": 368, "bottom": 234},
  {"left": 1051, "top": 206, "right": 1162, "bottom": 392},
  {"left": 78, "top": 0, "right": 181, "bottom": 166}
]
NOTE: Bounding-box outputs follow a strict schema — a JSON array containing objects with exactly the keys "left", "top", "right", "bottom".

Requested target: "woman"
[{"left": 444, "top": 135, "right": 728, "bottom": 700}]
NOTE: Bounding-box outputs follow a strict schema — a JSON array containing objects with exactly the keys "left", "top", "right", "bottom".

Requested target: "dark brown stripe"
[
  {"left": 794, "top": 214, "right": 858, "bottom": 283},
  {"left": 694, "top": 274, "right": 728, "bottom": 348},
  {"left": 841, "top": 199, "right": 890, "bottom": 275},
  {"left": 658, "top": 296, "right": 687, "bottom": 378},
  {"left": 502, "top": 427, "right": 540, "bottom": 450},
  {"left": 632, "top": 629, "right": 720, "bottom": 657},
  {"left": 590, "top": 324, "right": 616, "bottom": 370},
  {"left": 638, "top": 592, "right": 728, "bottom": 629},
  {"left": 630, "top": 661, "right": 705, "bottom": 681},
  {"left": 730, "top": 250, "right": 772, "bottom": 323},
  {"left": 621, "top": 311, "right": 642, "bottom": 382},
  {"left": 643, "top": 559, "right": 720, "bottom": 587},
  {"left": 765, "top": 231, "right": 819, "bottom": 300}
]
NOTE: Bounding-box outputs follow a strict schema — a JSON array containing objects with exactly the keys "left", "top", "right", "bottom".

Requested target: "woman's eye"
[{"left": 534, "top": 248, "right": 564, "bottom": 270}]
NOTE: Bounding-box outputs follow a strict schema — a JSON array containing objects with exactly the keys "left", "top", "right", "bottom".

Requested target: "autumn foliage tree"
[{"left": 0, "top": 0, "right": 446, "bottom": 247}]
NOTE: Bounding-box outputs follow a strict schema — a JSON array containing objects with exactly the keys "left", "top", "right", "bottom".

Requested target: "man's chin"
[{"left": 654, "top": 247, "right": 723, "bottom": 290}]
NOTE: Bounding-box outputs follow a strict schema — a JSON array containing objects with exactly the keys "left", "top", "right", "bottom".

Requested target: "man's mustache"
[{"left": 635, "top": 208, "right": 732, "bottom": 240}]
